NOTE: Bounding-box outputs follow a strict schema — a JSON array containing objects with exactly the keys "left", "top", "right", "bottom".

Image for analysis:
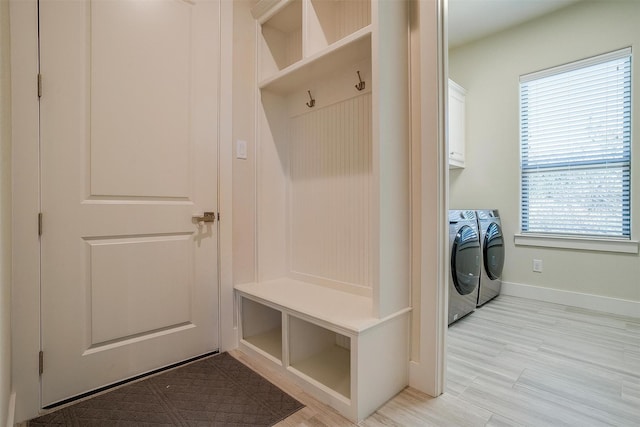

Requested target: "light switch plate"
[
  {"left": 236, "top": 140, "right": 248, "bottom": 160},
  {"left": 533, "top": 259, "right": 543, "bottom": 273}
]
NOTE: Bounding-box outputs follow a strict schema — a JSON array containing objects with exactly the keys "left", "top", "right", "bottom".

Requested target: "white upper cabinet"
[{"left": 448, "top": 79, "right": 466, "bottom": 169}]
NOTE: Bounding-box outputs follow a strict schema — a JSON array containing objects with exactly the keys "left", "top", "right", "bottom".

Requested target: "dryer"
[
  {"left": 448, "top": 210, "right": 481, "bottom": 325},
  {"left": 476, "top": 209, "right": 505, "bottom": 306}
]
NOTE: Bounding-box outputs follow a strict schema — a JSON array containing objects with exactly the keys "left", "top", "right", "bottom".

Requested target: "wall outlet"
[{"left": 533, "top": 259, "right": 543, "bottom": 273}]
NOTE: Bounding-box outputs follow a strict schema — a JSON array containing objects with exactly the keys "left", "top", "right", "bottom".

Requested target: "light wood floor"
[{"left": 232, "top": 295, "right": 640, "bottom": 426}]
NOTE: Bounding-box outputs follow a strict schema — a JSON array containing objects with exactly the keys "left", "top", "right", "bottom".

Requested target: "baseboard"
[
  {"left": 501, "top": 281, "right": 640, "bottom": 318},
  {"left": 6, "top": 392, "right": 15, "bottom": 427}
]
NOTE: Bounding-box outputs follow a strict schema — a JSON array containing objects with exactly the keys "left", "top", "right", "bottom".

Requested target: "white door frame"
[{"left": 10, "top": 0, "right": 235, "bottom": 422}]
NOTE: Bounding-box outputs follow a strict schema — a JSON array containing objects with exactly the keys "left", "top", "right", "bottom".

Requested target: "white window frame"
[{"left": 515, "top": 48, "right": 638, "bottom": 254}]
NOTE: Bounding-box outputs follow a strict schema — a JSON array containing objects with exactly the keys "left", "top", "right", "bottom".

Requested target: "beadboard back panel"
[
  {"left": 285, "top": 27, "right": 303, "bottom": 68},
  {"left": 260, "top": 0, "right": 302, "bottom": 81},
  {"left": 307, "top": 0, "right": 371, "bottom": 56},
  {"left": 261, "top": 26, "right": 302, "bottom": 74},
  {"left": 330, "top": 0, "right": 371, "bottom": 42},
  {"left": 289, "top": 93, "right": 372, "bottom": 293}
]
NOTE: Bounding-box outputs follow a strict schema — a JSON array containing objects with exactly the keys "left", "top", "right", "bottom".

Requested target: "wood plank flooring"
[{"left": 233, "top": 295, "right": 640, "bottom": 426}]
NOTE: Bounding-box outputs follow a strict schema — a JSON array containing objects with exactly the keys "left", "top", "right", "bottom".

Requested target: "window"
[{"left": 519, "top": 48, "right": 631, "bottom": 239}]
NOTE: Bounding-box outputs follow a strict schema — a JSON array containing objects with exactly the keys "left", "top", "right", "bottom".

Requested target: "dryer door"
[
  {"left": 484, "top": 222, "right": 504, "bottom": 280},
  {"left": 451, "top": 225, "right": 481, "bottom": 295}
]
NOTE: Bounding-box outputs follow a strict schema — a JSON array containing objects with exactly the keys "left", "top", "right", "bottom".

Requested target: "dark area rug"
[{"left": 28, "top": 352, "right": 304, "bottom": 426}]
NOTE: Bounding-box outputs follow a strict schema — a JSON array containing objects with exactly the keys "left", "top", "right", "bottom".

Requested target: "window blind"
[{"left": 520, "top": 48, "right": 631, "bottom": 238}]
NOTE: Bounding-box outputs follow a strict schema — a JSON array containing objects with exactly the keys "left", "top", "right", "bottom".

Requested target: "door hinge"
[
  {"left": 37, "top": 73, "right": 42, "bottom": 98},
  {"left": 38, "top": 212, "right": 43, "bottom": 236},
  {"left": 39, "top": 351, "right": 44, "bottom": 375},
  {"left": 217, "top": 212, "right": 220, "bottom": 221}
]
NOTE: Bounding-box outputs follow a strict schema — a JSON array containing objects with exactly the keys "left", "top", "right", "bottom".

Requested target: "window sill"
[{"left": 514, "top": 233, "right": 639, "bottom": 254}]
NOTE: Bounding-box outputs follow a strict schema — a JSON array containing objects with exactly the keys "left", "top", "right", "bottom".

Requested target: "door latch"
[{"left": 192, "top": 212, "right": 216, "bottom": 224}]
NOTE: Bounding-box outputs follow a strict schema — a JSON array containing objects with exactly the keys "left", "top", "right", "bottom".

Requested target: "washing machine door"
[
  {"left": 484, "top": 222, "right": 504, "bottom": 280},
  {"left": 451, "top": 225, "right": 481, "bottom": 295}
]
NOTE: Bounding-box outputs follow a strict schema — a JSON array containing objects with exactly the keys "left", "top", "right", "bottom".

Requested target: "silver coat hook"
[
  {"left": 306, "top": 90, "right": 315, "bottom": 108},
  {"left": 355, "top": 71, "right": 365, "bottom": 91}
]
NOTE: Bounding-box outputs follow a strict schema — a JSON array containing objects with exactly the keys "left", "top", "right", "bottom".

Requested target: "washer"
[
  {"left": 476, "top": 209, "right": 505, "bottom": 306},
  {"left": 448, "top": 210, "right": 481, "bottom": 325}
]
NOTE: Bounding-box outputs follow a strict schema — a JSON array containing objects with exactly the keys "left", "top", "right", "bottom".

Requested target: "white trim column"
[{"left": 408, "top": 0, "right": 448, "bottom": 397}]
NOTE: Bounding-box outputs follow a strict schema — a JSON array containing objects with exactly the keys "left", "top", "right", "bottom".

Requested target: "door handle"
[{"left": 193, "top": 212, "right": 216, "bottom": 224}]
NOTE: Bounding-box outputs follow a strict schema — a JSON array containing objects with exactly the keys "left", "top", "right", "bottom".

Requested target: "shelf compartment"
[
  {"left": 307, "top": 0, "right": 371, "bottom": 56},
  {"left": 241, "top": 297, "right": 283, "bottom": 361},
  {"left": 288, "top": 316, "right": 351, "bottom": 399},
  {"left": 260, "top": 0, "right": 303, "bottom": 80},
  {"left": 259, "top": 25, "right": 371, "bottom": 94}
]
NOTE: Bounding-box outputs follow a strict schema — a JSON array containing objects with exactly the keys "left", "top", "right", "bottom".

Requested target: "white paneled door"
[{"left": 39, "top": 0, "right": 220, "bottom": 406}]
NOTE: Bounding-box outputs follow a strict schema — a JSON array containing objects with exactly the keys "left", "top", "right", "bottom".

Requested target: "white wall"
[
  {"left": 449, "top": 0, "right": 640, "bottom": 303},
  {"left": 0, "top": 0, "right": 12, "bottom": 423}
]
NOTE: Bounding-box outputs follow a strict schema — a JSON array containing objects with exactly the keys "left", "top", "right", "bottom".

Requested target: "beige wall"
[
  {"left": 232, "top": 0, "right": 257, "bottom": 285},
  {"left": 449, "top": 0, "right": 640, "bottom": 302},
  {"left": 0, "top": 0, "right": 12, "bottom": 422}
]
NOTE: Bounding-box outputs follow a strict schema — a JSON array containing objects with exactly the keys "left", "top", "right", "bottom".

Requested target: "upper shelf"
[{"left": 259, "top": 26, "right": 372, "bottom": 95}]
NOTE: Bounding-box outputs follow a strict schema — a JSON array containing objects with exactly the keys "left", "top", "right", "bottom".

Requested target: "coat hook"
[
  {"left": 306, "top": 90, "right": 315, "bottom": 108},
  {"left": 355, "top": 71, "right": 365, "bottom": 91}
]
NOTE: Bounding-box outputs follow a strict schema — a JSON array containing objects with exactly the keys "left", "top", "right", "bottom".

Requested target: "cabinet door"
[{"left": 448, "top": 80, "right": 466, "bottom": 169}]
